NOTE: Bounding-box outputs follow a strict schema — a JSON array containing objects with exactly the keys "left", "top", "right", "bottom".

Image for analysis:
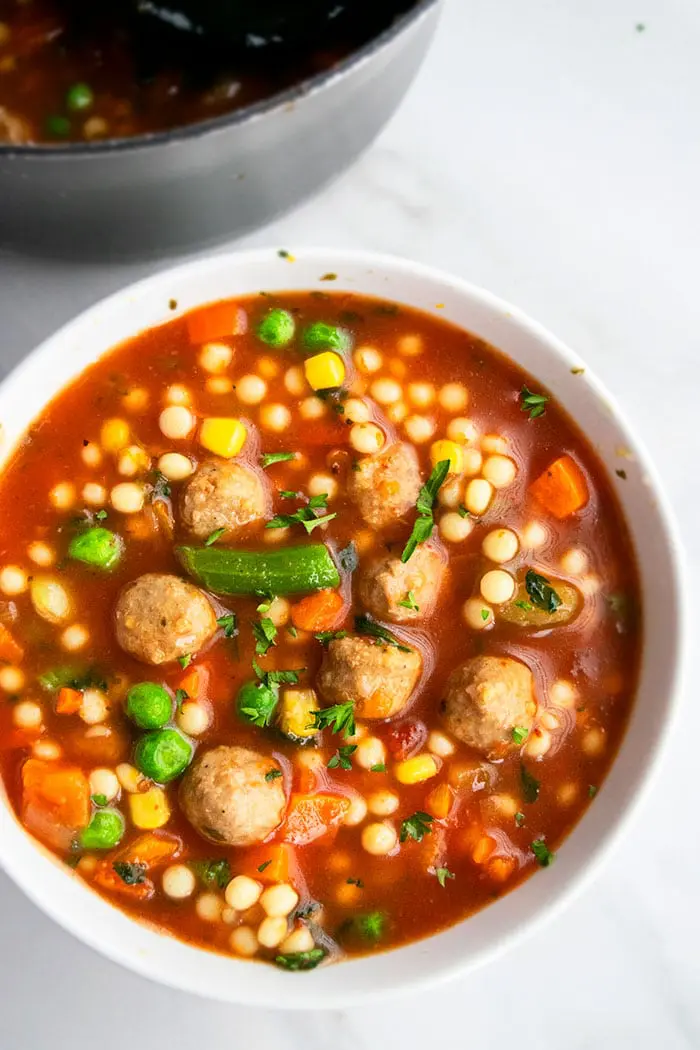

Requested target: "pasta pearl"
[
  {"left": 260, "top": 883, "right": 299, "bottom": 918},
  {"left": 407, "top": 382, "right": 435, "bottom": 407},
  {"left": 558, "top": 782, "right": 579, "bottom": 806},
  {"left": 350, "top": 422, "right": 385, "bottom": 454},
  {"left": 344, "top": 398, "right": 371, "bottom": 424},
  {"left": 481, "top": 434, "right": 509, "bottom": 455},
  {"left": 284, "top": 366, "right": 307, "bottom": 396},
  {"left": 463, "top": 449, "right": 483, "bottom": 476},
  {"left": 389, "top": 358, "right": 407, "bottom": 379},
  {"left": 82, "top": 483, "right": 106, "bottom": 506},
  {"left": 299, "top": 397, "right": 327, "bottom": 421},
  {"left": 230, "top": 926, "right": 258, "bottom": 956},
  {"left": 89, "top": 768, "right": 120, "bottom": 801},
  {"left": 237, "top": 375, "right": 267, "bottom": 405},
  {"left": 117, "top": 445, "right": 151, "bottom": 478},
  {"left": 447, "top": 417, "right": 478, "bottom": 445},
  {"left": 110, "top": 483, "right": 144, "bottom": 514},
  {"left": 177, "top": 701, "right": 211, "bottom": 737},
  {"left": 159, "top": 405, "right": 195, "bottom": 440},
  {"left": 13, "top": 701, "right": 42, "bottom": 730},
  {"left": 207, "top": 376, "right": 235, "bottom": 395},
  {"left": 33, "top": 739, "right": 62, "bottom": 761},
  {"left": 524, "top": 728, "right": 552, "bottom": 759},
  {"left": 122, "top": 387, "right": 149, "bottom": 413},
  {"left": 258, "top": 916, "right": 288, "bottom": 949},
  {"left": 308, "top": 474, "right": 338, "bottom": 500},
  {"left": 343, "top": 796, "right": 368, "bottom": 826},
  {"left": 481, "top": 528, "right": 519, "bottom": 563},
  {"left": 81, "top": 442, "right": 102, "bottom": 468},
  {"left": 397, "top": 334, "right": 423, "bottom": 356},
  {"left": 480, "top": 569, "right": 515, "bottom": 604},
  {"left": 157, "top": 453, "right": 194, "bottom": 481},
  {"left": 361, "top": 822, "right": 397, "bottom": 856},
  {"left": 100, "top": 418, "right": 130, "bottom": 452},
  {"left": 438, "top": 479, "right": 462, "bottom": 507},
  {"left": 356, "top": 736, "right": 386, "bottom": 770},
  {"left": 199, "top": 342, "right": 232, "bottom": 373},
  {"left": 164, "top": 384, "right": 191, "bottom": 406},
  {"left": 354, "top": 346, "right": 383, "bottom": 373},
  {"left": 427, "top": 731, "right": 455, "bottom": 758},
  {"left": 0, "top": 565, "right": 27, "bottom": 595},
  {"left": 438, "top": 383, "right": 468, "bottom": 411},
  {"left": 162, "top": 864, "right": 196, "bottom": 900},
  {"left": 367, "top": 790, "right": 399, "bottom": 816},
  {"left": 196, "top": 893, "right": 223, "bottom": 922},
  {"left": 462, "top": 597, "right": 494, "bottom": 629},
  {"left": 464, "top": 478, "right": 493, "bottom": 515},
  {"left": 225, "top": 875, "right": 262, "bottom": 911},
  {"left": 370, "top": 378, "right": 402, "bottom": 405},
  {"left": 61, "top": 624, "right": 89, "bottom": 652},
  {"left": 439, "top": 511, "right": 474, "bottom": 543},
  {"left": 0, "top": 666, "right": 24, "bottom": 692},
  {"left": 582, "top": 727, "right": 606, "bottom": 756},
  {"left": 387, "top": 401, "right": 408, "bottom": 424},
  {"left": 404, "top": 415, "right": 435, "bottom": 444},
  {"left": 521, "top": 521, "right": 548, "bottom": 549},
  {"left": 50, "top": 482, "right": 76, "bottom": 510},
  {"left": 482, "top": 455, "right": 517, "bottom": 489},
  {"left": 561, "top": 548, "right": 589, "bottom": 576},
  {"left": 549, "top": 679, "right": 578, "bottom": 707},
  {"left": 279, "top": 926, "right": 315, "bottom": 955},
  {"left": 267, "top": 596, "right": 290, "bottom": 627},
  {"left": 260, "top": 404, "right": 291, "bottom": 432}
]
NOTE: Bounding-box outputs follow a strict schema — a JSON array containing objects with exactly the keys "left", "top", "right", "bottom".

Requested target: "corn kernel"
[
  {"left": 129, "top": 787, "right": 170, "bottom": 829},
  {"left": 304, "top": 352, "right": 346, "bottom": 391},
  {"left": 430, "top": 440, "right": 464, "bottom": 475},
  {"left": 199, "top": 418, "right": 247, "bottom": 458},
  {"left": 394, "top": 753, "right": 439, "bottom": 785}
]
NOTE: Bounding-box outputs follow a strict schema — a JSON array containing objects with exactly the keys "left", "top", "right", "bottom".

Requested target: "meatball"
[
  {"left": 441, "top": 656, "right": 537, "bottom": 757},
  {"left": 317, "top": 635, "right": 422, "bottom": 720},
  {"left": 180, "top": 745, "right": 286, "bottom": 846},
  {"left": 180, "top": 459, "right": 269, "bottom": 540},
  {"left": 114, "top": 573, "right": 217, "bottom": 665},
  {"left": 348, "top": 443, "right": 422, "bottom": 531},
  {"left": 358, "top": 545, "right": 445, "bottom": 624}
]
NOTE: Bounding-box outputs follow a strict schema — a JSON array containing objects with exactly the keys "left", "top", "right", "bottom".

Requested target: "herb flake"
[
  {"left": 400, "top": 811, "right": 434, "bottom": 844},
  {"left": 525, "top": 569, "right": 562, "bottom": 613},
  {"left": 520, "top": 386, "right": 550, "bottom": 420},
  {"left": 355, "top": 614, "right": 411, "bottom": 653}
]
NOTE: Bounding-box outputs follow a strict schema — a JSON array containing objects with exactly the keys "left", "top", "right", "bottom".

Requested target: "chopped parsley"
[
  {"left": 266, "top": 492, "right": 336, "bottom": 535},
  {"left": 514, "top": 599, "right": 534, "bottom": 612},
  {"left": 189, "top": 858, "right": 231, "bottom": 890},
  {"left": 279, "top": 489, "right": 298, "bottom": 499},
  {"left": 261, "top": 451, "right": 296, "bottom": 469},
  {"left": 252, "top": 617, "right": 277, "bottom": 655},
  {"left": 113, "top": 861, "right": 147, "bottom": 885},
  {"left": 354, "top": 911, "right": 386, "bottom": 941},
  {"left": 369, "top": 763, "right": 386, "bottom": 773},
  {"left": 401, "top": 459, "right": 450, "bottom": 563},
  {"left": 398, "top": 590, "right": 420, "bottom": 612},
  {"left": 265, "top": 768, "right": 283, "bottom": 782},
  {"left": 315, "top": 629, "right": 347, "bottom": 646},
  {"left": 530, "top": 839, "right": 555, "bottom": 867},
  {"left": 481, "top": 608, "right": 490, "bottom": 621},
  {"left": 252, "top": 660, "right": 303, "bottom": 689},
  {"left": 95, "top": 509, "right": 108, "bottom": 521},
  {"left": 457, "top": 504, "right": 471, "bottom": 518},
  {"left": 178, "top": 653, "right": 192, "bottom": 670},
  {"left": 216, "top": 613, "right": 238, "bottom": 638},
  {"left": 90, "top": 794, "right": 108, "bottom": 807},
  {"left": 520, "top": 763, "right": 540, "bottom": 804},
  {"left": 257, "top": 860, "right": 272, "bottom": 873},
  {"left": 435, "top": 866, "right": 455, "bottom": 888},
  {"left": 346, "top": 877, "right": 364, "bottom": 887},
  {"left": 525, "top": 569, "right": 562, "bottom": 613},
  {"left": 307, "top": 700, "right": 356, "bottom": 738},
  {"left": 515, "top": 811, "right": 526, "bottom": 827},
  {"left": 204, "top": 527, "right": 226, "bottom": 546},
  {"left": 338, "top": 541, "right": 359, "bottom": 574},
  {"left": 520, "top": 386, "right": 549, "bottom": 420},
  {"left": 174, "top": 688, "right": 188, "bottom": 709},
  {"left": 275, "top": 948, "right": 326, "bottom": 971},
  {"left": 355, "top": 614, "right": 411, "bottom": 653},
  {"left": 327, "top": 744, "right": 357, "bottom": 771},
  {"left": 512, "top": 726, "right": 529, "bottom": 745},
  {"left": 400, "top": 811, "right": 434, "bottom": 843},
  {"left": 588, "top": 784, "right": 598, "bottom": 798}
]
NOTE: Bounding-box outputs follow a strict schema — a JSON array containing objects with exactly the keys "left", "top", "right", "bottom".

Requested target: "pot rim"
[{"left": 0, "top": 0, "right": 440, "bottom": 159}]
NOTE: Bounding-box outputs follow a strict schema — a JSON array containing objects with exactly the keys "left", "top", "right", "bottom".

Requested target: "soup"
[
  {"left": 0, "top": 0, "right": 418, "bottom": 144},
  {"left": 0, "top": 289, "right": 640, "bottom": 970}
]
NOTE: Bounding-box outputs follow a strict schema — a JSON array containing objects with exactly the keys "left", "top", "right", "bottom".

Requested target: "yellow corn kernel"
[
  {"left": 425, "top": 782, "right": 452, "bottom": 819},
  {"left": 430, "top": 440, "right": 464, "bottom": 475},
  {"left": 100, "top": 418, "right": 130, "bottom": 453},
  {"left": 394, "top": 753, "right": 438, "bottom": 785},
  {"left": 304, "top": 352, "right": 346, "bottom": 392},
  {"left": 129, "top": 787, "right": 170, "bottom": 829},
  {"left": 199, "top": 418, "right": 247, "bottom": 458}
]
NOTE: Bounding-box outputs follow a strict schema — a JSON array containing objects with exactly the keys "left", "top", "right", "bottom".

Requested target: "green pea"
[
  {"left": 126, "top": 682, "right": 172, "bottom": 729},
  {"left": 66, "top": 82, "right": 94, "bottom": 112},
  {"left": 237, "top": 680, "right": 278, "bottom": 728},
  {"left": 45, "top": 115, "right": 71, "bottom": 139},
  {"left": 79, "top": 808, "right": 125, "bottom": 850},
  {"left": 134, "top": 729, "right": 193, "bottom": 783},
  {"left": 302, "top": 322, "right": 351, "bottom": 355},
  {"left": 68, "top": 527, "right": 123, "bottom": 570},
  {"left": 257, "top": 308, "right": 296, "bottom": 349}
]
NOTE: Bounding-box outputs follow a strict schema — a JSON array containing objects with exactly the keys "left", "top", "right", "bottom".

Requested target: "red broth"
[{"left": 0, "top": 291, "right": 641, "bottom": 969}]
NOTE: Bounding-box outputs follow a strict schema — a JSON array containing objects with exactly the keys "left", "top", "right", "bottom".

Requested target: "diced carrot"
[
  {"left": 290, "top": 590, "right": 344, "bottom": 633},
  {"left": 177, "top": 664, "right": 209, "bottom": 702},
  {"left": 530, "top": 454, "right": 589, "bottom": 519},
  {"left": 93, "top": 862, "right": 155, "bottom": 901},
  {"left": 244, "top": 843, "right": 292, "bottom": 884},
  {"left": 56, "top": 687, "right": 82, "bottom": 715},
  {"left": 472, "top": 835, "right": 497, "bottom": 866},
  {"left": 295, "top": 759, "right": 320, "bottom": 795},
  {"left": 0, "top": 623, "right": 23, "bottom": 664},
  {"left": 358, "top": 688, "right": 396, "bottom": 719},
  {"left": 488, "top": 855, "right": 517, "bottom": 882},
  {"left": 425, "top": 783, "right": 452, "bottom": 820},
  {"left": 282, "top": 793, "right": 350, "bottom": 846},
  {"left": 113, "top": 831, "right": 181, "bottom": 869},
  {"left": 186, "top": 301, "right": 246, "bottom": 344},
  {"left": 21, "top": 759, "right": 90, "bottom": 849}
]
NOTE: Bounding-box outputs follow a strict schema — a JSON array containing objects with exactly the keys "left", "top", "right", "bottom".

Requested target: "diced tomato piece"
[
  {"left": 186, "top": 301, "right": 246, "bottom": 344},
  {"left": 385, "top": 719, "right": 428, "bottom": 761},
  {"left": 55, "top": 687, "right": 82, "bottom": 715}
]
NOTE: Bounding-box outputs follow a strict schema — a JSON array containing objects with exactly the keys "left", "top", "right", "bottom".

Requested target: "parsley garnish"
[
  {"left": 481, "top": 608, "right": 490, "bottom": 621},
  {"left": 525, "top": 570, "right": 562, "bottom": 613},
  {"left": 113, "top": 861, "right": 147, "bottom": 885},
  {"left": 514, "top": 599, "right": 534, "bottom": 611},
  {"left": 252, "top": 617, "right": 277, "bottom": 655},
  {"left": 266, "top": 492, "right": 336, "bottom": 535},
  {"left": 252, "top": 660, "right": 303, "bottom": 689},
  {"left": 435, "top": 866, "right": 455, "bottom": 888},
  {"left": 95, "top": 509, "right": 108, "bottom": 521},
  {"left": 265, "top": 768, "right": 282, "bottom": 782},
  {"left": 279, "top": 489, "right": 298, "bottom": 499},
  {"left": 531, "top": 839, "right": 555, "bottom": 867},
  {"left": 178, "top": 653, "right": 192, "bottom": 670},
  {"left": 520, "top": 386, "right": 549, "bottom": 420},
  {"left": 216, "top": 613, "right": 237, "bottom": 638},
  {"left": 400, "top": 811, "right": 434, "bottom": 843},
  {"left": 520, "top": 763, "right": 540, "bottom": 804},
  {"left": 174, "top": 688, "right": 188, "bottom": 708},
  {"left": 204, "top": 527, "right": 226, "bottom": 546},
  {"left": 398, "top": 590, "right": 420, "bottom": 612},
  {"left": 90, "top": 794, "right": 108, "bottom": 807},
  {"left": 588, "top": 784, "right": 598, "bottom": 798},
  {"left": 257, "top": 860, "right": 272, "bottom": 873},
  {"left": 355, "top": 614, "right": 411, "bottom": 653},
  {"left": 354, "top": 911, "right": 386, "bottom": 941},
  {"left": 307, "top": 701, "right": 356, "bottom": 738},
  {"left": 261, "top": 452, "right": 296, "bottom": 469},
  {"left": 327, "top": 744, "right": 357, "bottom": 770},
  {"left": 401, "top": 460, "right": 450, "bottom": 563},
  {"left": 189, "top": 858, "right": 231, "bottom": 890},
  {"left": 512, "top": 726, "right": 529, "bottom": 745},
  {"left": 338, "top": 541, "right": 359, "bottom": 574},
  {"left": 515, "top": 811, "right": 526, "bottom": 827},
  {"left": 369, "top": 763, "right": 386, "bottom": 773},
  {"left": 275, "top": 948, "right": 326, "bottom": 971},
  {"left": 457, "top": 505, "right": 471, "bottom": 518},
  {"left": 315, "top": 629, "right": 347, "bottom": 646},
  {"left": 346, "top": 877, "right": 364, "bottom": 887}
]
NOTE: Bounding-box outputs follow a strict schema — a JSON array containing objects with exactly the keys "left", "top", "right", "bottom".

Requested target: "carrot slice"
[
  {"left": 244, "top": 843, "right": 292, "bottom": 884},
  {"left": 186, "top": 301, "right": 246, "bottom": 344},
  {"left": 290, "top": 590, "right": 344, "bottom": 633},
  {"left": 56, "top": 687, "right": 82, "bottom": 715},
  {"left": 112, "top": 831, "right": 181, "bottom": 868},
  {"left": 21, "top": 759, "right": 90, "bottom": 848},
  {"left": 0, "top": 623, "right": 23, "bottom": 664},
  {"left": 425, "top": 783, "right": 452, "bottom": 820},
  {"left": 282, "top": 793, "right": 350, "bottom": 846},
  {"left": 177, "top": 664, "right": 209, "bottom": 702},
  {"left": 530, "top": 455, "right": 589, "bottom": 519},
  {"left": 93, "top": 863, "right": 155, "bottom": 901}
]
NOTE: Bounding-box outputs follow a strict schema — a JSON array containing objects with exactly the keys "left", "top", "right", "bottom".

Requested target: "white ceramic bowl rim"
[{"left": 0, "top": 248, "right": 688, "bottom": 1009}]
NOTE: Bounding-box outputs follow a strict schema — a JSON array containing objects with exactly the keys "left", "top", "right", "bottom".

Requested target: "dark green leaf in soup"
[
  {"left": 500, "top": 572, "right": 580, "bottom": 628},
  {"left": 525, "top": 570, "right": 562, "bottom": 612}
]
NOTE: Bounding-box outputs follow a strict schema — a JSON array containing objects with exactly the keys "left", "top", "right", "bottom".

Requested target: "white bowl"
[{"left": 0, "top": 249, "right": 687, "bottom": 1008}]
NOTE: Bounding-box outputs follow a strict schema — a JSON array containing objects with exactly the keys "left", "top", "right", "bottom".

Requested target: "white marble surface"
[{"left": 1, "top": 0, "right": 699, "bottom": 1045}]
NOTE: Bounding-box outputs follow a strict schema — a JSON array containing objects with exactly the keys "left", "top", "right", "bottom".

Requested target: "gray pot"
[{"left": 0, "top": 0, "right": 441, "bottom": 260}]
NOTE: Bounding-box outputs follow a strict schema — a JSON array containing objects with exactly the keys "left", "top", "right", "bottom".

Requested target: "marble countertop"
[{"left": 1, "top": 0, "right": 698, "bottom": 1046}]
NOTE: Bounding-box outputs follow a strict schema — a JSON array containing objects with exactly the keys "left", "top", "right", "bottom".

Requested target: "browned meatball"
[
  {"left": 358, "top": 545, "right": 445, "bottom": 624},
  {"left": 114, "top": 573, "right": 217, "bottom": 665},
  {"left": 180, "top": 459, "right": 269, "bottom": 540},
  {"left": 347, "top": 443, "right": 421, "bottom": 531},
  {"left": 180, "top": 746, "right": 286, "bottom": 846},
  {"left": 441, "top": 655, "right": 537, "bottom": 757},
  {"left": 317, "top": 635, "right": 422, "bottom": 720}
]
